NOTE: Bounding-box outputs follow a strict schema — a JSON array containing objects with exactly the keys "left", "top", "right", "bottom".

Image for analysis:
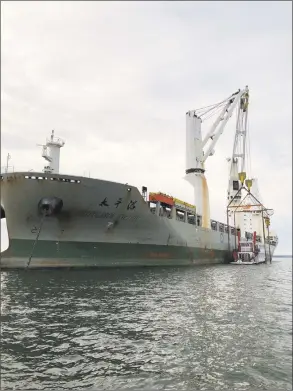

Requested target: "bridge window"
[
  {"left": 176, "top": 209, "right": 185, "bottom": 222},
  {"left": 211, "top": 221, "right": 218, "bottom": 231},
  {"left": 161, "top": 206, "right": 172, "bottom": 218},
  {"left": 148, "top": 201, "right": 156, "bottom": 214},
  {"left": 187, "top": 213, "right": 195, "bottom": 225}
]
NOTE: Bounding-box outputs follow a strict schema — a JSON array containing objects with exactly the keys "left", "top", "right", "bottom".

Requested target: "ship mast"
[{"left": 38, "top": 130, "right": 65, "bottom": 174}]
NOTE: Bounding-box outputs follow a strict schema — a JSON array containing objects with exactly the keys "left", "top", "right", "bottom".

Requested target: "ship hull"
[
  {"left": 0, "top": 171, "right": 244, "bottom": 269},
  {"left": 1, "top": 239, "right": 230, "bottom": 269}
]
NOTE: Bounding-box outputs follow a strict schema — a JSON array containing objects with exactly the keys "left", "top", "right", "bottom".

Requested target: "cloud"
[{"left": 1, "top": 1, "right": 292, "bottom": 254}]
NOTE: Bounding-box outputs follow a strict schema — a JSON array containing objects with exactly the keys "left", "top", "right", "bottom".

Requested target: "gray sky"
[{"left": 1, "top": 1, "right": 292, "bottom": 254}]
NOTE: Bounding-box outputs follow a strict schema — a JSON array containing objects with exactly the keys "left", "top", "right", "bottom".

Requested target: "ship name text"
[{"left": 82, "top": 211, "right": 140, "bottom": 221}]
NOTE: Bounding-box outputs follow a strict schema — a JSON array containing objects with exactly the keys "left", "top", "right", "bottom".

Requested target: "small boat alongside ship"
[
  {"left": 230, "top": 207, "right": 274, "bottom": 265},
  {"left": 231, "top": 238, "right": 266, "bottom": 265},
  {"left": 0, "top": 86, "right": 278, "bottom": 269}
]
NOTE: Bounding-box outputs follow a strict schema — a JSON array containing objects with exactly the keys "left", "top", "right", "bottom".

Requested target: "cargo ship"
[{"left": 0, "top": 87, "right": 278, "bottom": 268}]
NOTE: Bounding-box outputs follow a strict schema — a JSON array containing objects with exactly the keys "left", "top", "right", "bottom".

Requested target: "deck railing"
[{"left": 0, "top": 166, "right": 35, "bottom": 174}]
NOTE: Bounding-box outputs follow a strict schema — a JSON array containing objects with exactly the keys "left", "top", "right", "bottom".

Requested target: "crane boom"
[
  {"left": 185, "top": 86, "right": 249, "bottom": 230},
  {"left": 202, "top": 101, "right": 232, "bottom": 147},
  {"left": 202, "top": 87, "right": 249, "bottom": 163},
  {"left": 227, "top": 87, "right": 250, "bottom": 206}
]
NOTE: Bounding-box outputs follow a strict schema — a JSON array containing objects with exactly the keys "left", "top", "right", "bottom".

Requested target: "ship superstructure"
[{"left": 0, "top": 87, "right": 277, "bottom": 268}]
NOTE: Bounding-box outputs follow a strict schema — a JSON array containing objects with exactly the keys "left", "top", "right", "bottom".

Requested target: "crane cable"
[
  {"left": 201, "top": 101, "right": 227, "bottom": 121},
  {"left": 195, "top": 92, "right": 236, "bottom": 118},
  {"left": 194, "top": 98, "right": 228, "bottom": 113},
  {"left": 198, "top": 91, "right": 242, "bottom": 121},
  {"left": 246, "top": 117, "right": 253, "bottom": 182}
]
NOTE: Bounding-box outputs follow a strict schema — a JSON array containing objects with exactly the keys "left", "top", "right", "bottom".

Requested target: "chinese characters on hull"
[
  {"left": 99, "top": 197, "right": 137, "bottom": 210},
  {"left": 115, "top": 198, "right": 122, "bottom": 208},
  {"left": 99, "top": 198, "right": 109, "bottom": 207},
  {"left": 127, "top": 201, "right": 137, "bottom": 210}
]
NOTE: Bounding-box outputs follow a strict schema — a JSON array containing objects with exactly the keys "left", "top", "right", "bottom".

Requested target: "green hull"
[{"left": 0, "top": 239, "right": 231, "bottom": 269}]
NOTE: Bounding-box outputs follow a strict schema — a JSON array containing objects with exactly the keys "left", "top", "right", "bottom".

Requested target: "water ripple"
[{"left": 1, "top": 259, "right": 292, "bottom": 390}]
